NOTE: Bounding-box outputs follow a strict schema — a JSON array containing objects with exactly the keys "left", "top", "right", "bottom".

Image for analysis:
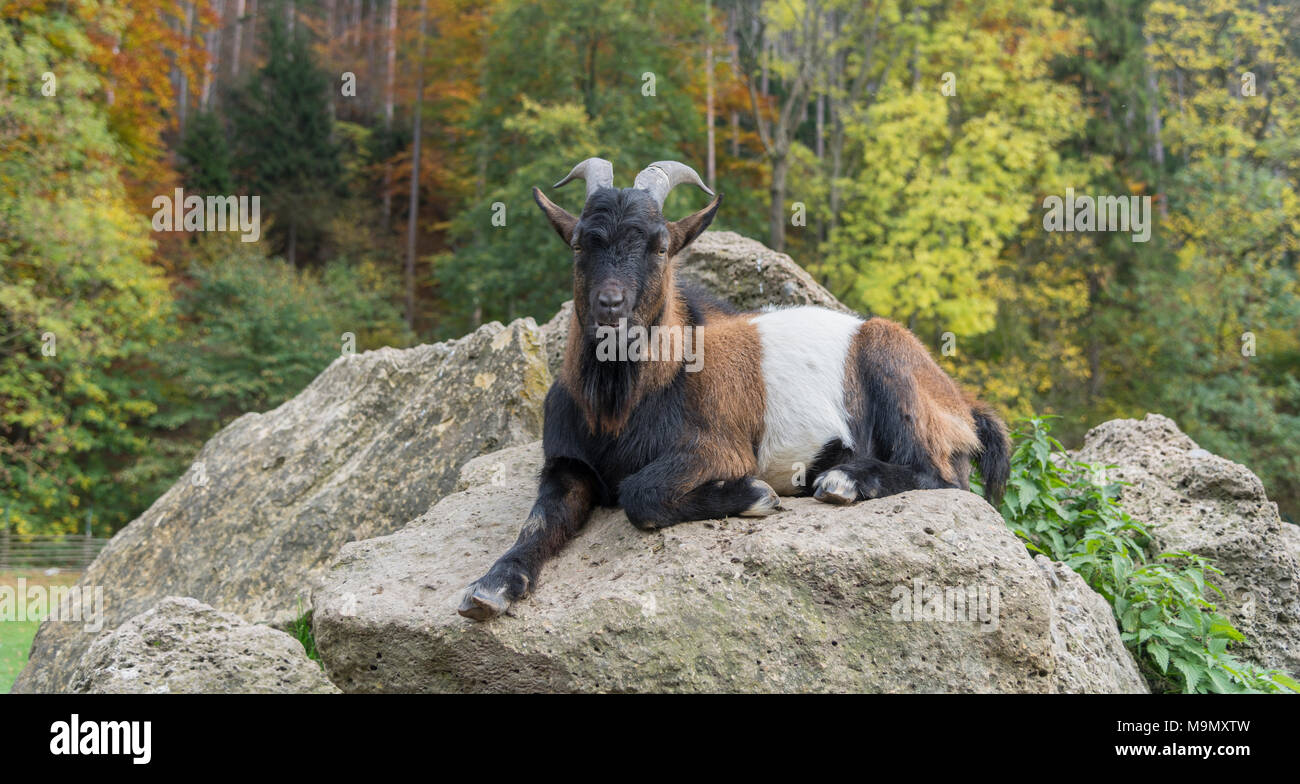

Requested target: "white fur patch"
[{"left": 751, "top": 307, "right": 861, "bottom": 494}]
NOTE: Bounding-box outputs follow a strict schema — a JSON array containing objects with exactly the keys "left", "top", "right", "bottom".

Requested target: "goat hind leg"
[{"left": 812, "top": 456, "right": 953, "bottom": 505}]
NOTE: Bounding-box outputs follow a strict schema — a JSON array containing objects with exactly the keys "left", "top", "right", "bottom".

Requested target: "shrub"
[{"left": 991, "top": 417, "right": 1299, "bottom": 693}]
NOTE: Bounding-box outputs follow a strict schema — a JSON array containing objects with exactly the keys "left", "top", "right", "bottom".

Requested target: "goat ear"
[
  {"left": 667, "top": 194, "right": 722, "bottom": 256},
  {"left": 533, "top": 187, "right": 579, "bottom": 246}
]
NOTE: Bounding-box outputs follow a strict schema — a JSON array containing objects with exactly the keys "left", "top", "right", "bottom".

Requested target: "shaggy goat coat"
[
  {"left": 546, "top": 285, "right": 1006, "bottom": 518},
  {"left": 457, "top": 158, "right": 1009, "bottom": 621}
]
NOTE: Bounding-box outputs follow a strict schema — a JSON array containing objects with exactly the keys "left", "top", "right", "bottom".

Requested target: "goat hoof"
[
  {"left": 457, "top": 582, "right": 510, "bottom": 621},
  {"left": 739, "top": 479, "right": 781, "bottom": 517},
  {"left": 813, "top": 469, "right": 858, "bottom": 505}
]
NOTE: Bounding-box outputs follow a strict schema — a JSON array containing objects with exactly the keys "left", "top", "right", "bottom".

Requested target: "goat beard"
[{"left": 576, "top": 339, "right": 642, "bottom": 434}]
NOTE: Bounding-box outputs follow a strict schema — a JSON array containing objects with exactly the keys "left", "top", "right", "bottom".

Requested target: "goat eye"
[{"left": 656, "top": 246, "right": 668, "bottom": 257}]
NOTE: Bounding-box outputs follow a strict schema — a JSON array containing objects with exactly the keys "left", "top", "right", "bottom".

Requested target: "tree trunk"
[
  {"left": 1143, "top": 32, "right": 1166, "bottom": 218},
  {"left": 1086, "top": 271, "right": 1102, "bottom": 401},
  {"left": 814, "top": 91, "right": 824, "bottom": 159},
  {"left": 769, "top": 152, "right": 788, "bottom": 251},
  {"left": 201, "top": 0, "right": 225, "bottom": 111},
  {"left": 382, "top": 0, "right": 398, "bottom": 230},
  {"left": 247, "top": 0, "right": 258, "bottom": 65},
  {"left": 365, "top": 0, "right": 378, "bottom": 116},
  {"left": 231, "top": 0, "right": 246, "bottom": 78},
  {"left": 405, "top": 0, "right": 427, "bottom": 331},
  {"left": 178, "top": 2, "right": 195, "bottom": 137},
  {"left": 705, "top": 0, "right": 716, "bottom": 191}
]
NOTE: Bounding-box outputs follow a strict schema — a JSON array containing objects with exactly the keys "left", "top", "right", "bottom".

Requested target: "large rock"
[
  {"left": 313, "top": 442, "right": 1145, "bottom": 693},
  {"left": 539, "top": 300, "right": 574, "bottom": 378},
  {"left": 13, "top": 319, "right": 551, "bottom": 693},
  {"left": 1075, "top": 413, "right": 1300, "bottom": 676},
  {"left": 67, "top": 598, "right": 338, "bottom": 694},
  {"left": 676, "top": 230, "right": 855, "bottom": 314},
  {"left": 1033, "top": 556, "right": 1148, "bottom": 693}
]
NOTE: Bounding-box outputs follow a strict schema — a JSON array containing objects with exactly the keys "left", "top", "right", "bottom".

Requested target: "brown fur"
[
  {"left": 679, "top": 314, "right": 766, "bottom": 491},
  {"left": 849, "top": 318, "right": 981, "bottom": 484}
]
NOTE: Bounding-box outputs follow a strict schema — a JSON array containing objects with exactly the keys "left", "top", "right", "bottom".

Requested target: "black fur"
[
  {"left": 459, "top": 176, "right": 1004, "bottom": 621},
  {"left": 805, "top": 438, "right": 851, "bottom": 495},
  {"left": 813, "top": 353, "right": 962, "bottom": 501},
  {"left": 458, "top": 275, "right": 766, "bottom": 619},
  {"left": 973, "top": 407, "right": 1010, "bottom": 506}
]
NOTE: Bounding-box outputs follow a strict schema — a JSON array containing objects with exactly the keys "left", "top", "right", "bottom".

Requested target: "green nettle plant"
[{"left": 990, "top": 418, "right": 1299, "bottom": 694}]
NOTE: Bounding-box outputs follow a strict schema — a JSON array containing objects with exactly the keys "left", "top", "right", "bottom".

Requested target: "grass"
[
  {"left": 0, "top": 569, "right": 81, "bottom": 693},
  {"left": 289, "top": 599, "right": 322, "bottom": 668}
]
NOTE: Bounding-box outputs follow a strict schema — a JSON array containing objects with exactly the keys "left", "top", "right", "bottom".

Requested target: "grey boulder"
[
  {"left": 67, "top": 597, "right": 338, "bottom": 694},
  {"left": 13, "top": 319, "right": 551, "bottom": 693},
  {"left": 1075, "top": 413, "right": 1300, "bottom": 676},
  {"left": 313, "top": 442, "right": 1146, "bottom": 693}
]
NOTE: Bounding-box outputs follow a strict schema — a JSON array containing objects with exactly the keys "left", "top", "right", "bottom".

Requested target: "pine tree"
[
  {"left": 179, "top": 111, "right": 236, "bottom": 194},
  {"left": 228, "top": 2, "right": 343, "bottom": 264}
]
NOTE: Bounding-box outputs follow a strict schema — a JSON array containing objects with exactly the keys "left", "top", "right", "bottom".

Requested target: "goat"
[{"left": 457, "top": 158, "right": 1010, "bottom": 620}]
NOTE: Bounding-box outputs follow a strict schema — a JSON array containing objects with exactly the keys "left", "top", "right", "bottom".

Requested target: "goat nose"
[{"left": 598, "top": 289, "right": 625, "bottom": 309}]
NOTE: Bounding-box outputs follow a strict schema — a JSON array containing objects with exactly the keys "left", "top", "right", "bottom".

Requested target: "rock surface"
[
  {"left": 1075, "top": 413, "right": 1300, "bottom": 676},
  {"left": 313, "top": 441, "right": 1146, "bottom": 693},
  {"left": 676, "top": 230, "right": 855, "bottom": 314},
  {"left": 67, "top": 598, "right": 338, "bottom": 694},
  {"left": 1033, "top": 556, "right": 1148, "bottom": 693},
  {"left": 13, "top": 319, "right": 551, "bottom": 693}
]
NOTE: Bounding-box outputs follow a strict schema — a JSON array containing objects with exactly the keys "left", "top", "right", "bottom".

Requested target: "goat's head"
[{"left": 533, "top": 159, "right": 720, "bottom": 333}]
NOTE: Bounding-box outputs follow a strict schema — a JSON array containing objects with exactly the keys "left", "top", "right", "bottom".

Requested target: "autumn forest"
[{"left": 2, "top": 0, "right": 1298, "bottom": 535}]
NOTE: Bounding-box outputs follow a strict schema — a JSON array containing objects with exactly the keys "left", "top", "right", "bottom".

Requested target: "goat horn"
[
  {"left": 632, "top": 161, "right": 715, "bottom": 208},
  {"left": 553, "top": 158, "right": 615, "bottom": 200}
]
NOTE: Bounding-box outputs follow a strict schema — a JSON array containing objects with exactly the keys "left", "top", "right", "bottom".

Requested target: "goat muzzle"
[{"left": 592, "top": 282, "right": 630, "bottom": 327}]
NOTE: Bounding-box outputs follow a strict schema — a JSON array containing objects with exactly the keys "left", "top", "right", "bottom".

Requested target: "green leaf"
[
  {"left": 1147, "top": 641, "right": 1169, "bottom": 673},
  {"left": 1173, "top": 658, "right": 1202, "bottom": 693}
]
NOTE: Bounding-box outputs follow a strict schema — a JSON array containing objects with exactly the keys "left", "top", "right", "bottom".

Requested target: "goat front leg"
[
  {"left": 457, "top": 457, "right": 598, "bottom": 621},
  {"left": 618, "top": 454, "right": 780, "bottom": 530}
]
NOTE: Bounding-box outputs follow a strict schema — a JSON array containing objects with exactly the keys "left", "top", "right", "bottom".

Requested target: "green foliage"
[
  {"left": 157, "top": 236, "right": 412, "bottom": 436},
  {"left": 434, "top": 0, "right": 709, "bottom": 338},
  {"left": 179, "top": 111, "right": 236, "bottom": 194},
  {"left": 290, "top": 602, "right": 321, "bottom": 666},
  {"left": 228, "top": 3, "right": 343, "bottom": 262},
  {"left": 997, "top": 418, "right": 1299, "bottom": 694},
  {"left": 124, "top": 237, "right": 412, "bottom": 521},
  {"left": 1124, "top": 156, "right": 1300, "bottom": 521},
  {"left": 436, "top": 98, "right": 602, "bottom": 337},
  {"left": 7, "top": 0, "right": 1300, "bottom": 554},
  {"left": 951, "top": 0, "right": 1300, "bottom": 523},
  {"left": 161, "top": 242, "right": 338, "bottom": 430},
  {"left": 0, "top": 8, "right": 173, "bottom": 535},
  {"left": 815, "top": 0, "right": 1085, "bottom": 338}
]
